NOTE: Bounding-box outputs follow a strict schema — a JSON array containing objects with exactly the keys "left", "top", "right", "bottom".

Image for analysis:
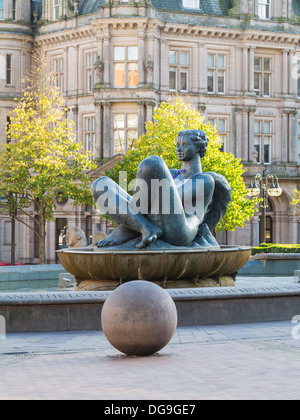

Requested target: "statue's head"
[{"left": 177, "top": 130, "right": 209, "bottom": 160}]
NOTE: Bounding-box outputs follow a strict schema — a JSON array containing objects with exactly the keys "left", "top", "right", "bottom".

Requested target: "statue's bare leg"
[
  {"left": 91, "top": 177, "right": 162, "bottom": 248},
  {"left": 135, "top": 156, "right": 202, "bottom": 247}
]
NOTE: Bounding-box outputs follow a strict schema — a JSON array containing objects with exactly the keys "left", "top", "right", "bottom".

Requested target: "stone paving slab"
[{"left": 0, "top": 321, "right": 299, "bottom": 400}]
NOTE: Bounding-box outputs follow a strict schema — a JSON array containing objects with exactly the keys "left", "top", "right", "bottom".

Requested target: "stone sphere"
[{"left": 101, "top": 280, "right": 178, "bottom": 356}]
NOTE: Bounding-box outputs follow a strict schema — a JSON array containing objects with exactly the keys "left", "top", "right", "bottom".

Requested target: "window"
[
  {"left": 53, "top": 0, "right": 61, "bottom": 21},
  {"left": 254, "top": 119, "right": 272, "bottom": 164},
  {"left": 53, "top": 57, "right": 64, "bottom": 91},
  {"left": 298, "top": 121, "right": 300, "bottom": 164},
  {"left": 169, "top": 50, "right": 189, "bottom": 92},
  {"left": 113, "top": 113, "right": 138, "bottom": 155},
  {"left": 84, "top": 116, "right": 96, "bottom": 158},
  {"left": 297, "top": 60, "right": 300, "bottom": 98},
  {"left": 12, "top": 0, "right": 16, "bottom": 21},
  {"left": 183, "top": 0, "right": 200, "bottom": 9},
  {"left": 254, "top": 57, "right": 271, "bottom": 96},
  {"left": 0, "top": 0, "right": 3, "bottom": 20},
  {"left": 85, "top": 52, "right": 96, "bottom": 93},
  {"left": 6, "top": 55, "right": 12, "bottom": 86},
  {"left": 208, "top": 117, "right": 227, "bottom": 152},
  {"left": 114, "top": 46, "right": 138, "bottom": 88},
  {"left": 207, "top": 53, "right": 226, "bottom": 94},
  {"left": 258, "top": 0, "right": 271, "bottom": 20}
]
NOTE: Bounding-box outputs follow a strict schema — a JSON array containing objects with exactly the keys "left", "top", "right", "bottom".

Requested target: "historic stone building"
[{"left": 1, "top": 0, "right": 300, "bottom": 263}]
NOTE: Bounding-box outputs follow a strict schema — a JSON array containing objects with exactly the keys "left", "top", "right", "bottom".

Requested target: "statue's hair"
[{"left": 178, "top": 129, "right": 209, "bottom": 158}]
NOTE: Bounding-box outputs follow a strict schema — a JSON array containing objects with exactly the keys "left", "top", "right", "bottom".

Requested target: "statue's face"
[{"left": 176, "top": 135, "right": 198, "bottom": 161}]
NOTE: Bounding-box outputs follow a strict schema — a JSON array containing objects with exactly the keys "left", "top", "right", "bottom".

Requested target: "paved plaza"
[{"left": 0, "top": 275, "right": 299, "bottom": 401}]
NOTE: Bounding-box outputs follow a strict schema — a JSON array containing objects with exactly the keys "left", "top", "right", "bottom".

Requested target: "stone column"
[
  {"left": 160, "top": 39, "right": 168, "bottom": 92},
  {"left": 248, "top": 46, "right": 255, "bottom": 94},
  {"left": 138, "top": 30, "right": 146, "bottom": 87},
  {"left": 138, "top": 102, "right": 145, "bottom": 137},
  {"left": 241, "top": 110, "right": 249, "bottom": 161},
  {"left": 146, "top": 35, "right": 154, "bottom": 87},
  {"left": 95, "top": 103, "right": 103, "bottom": 160},
  {"left": 199, "top": 42, "right": 207, "bottom": 95},
  {"left": 242, "top": 47, "right": 248, "bottom": 93},
  {"left": 248, "top": 108, "right": 256, "bottom": 161},
  {"left": 63, "top": 47, "right": 68, "bottom": 96},
  {"left": 103, "top": 33, "right": 111, "bottom": 88},
  {"left": 234, "top": 108, "right": 243, "bottom": 158},
  {"left": 289, "top": 110, "right": 298, "bottom": 163},
  {"left": 282, "top": 49, "right": 288, "bottom": 95},
  {"left": 290, "top": 50, "right": 297, "bottom": 96},
  {"left": 152, "top": 36, "right": 159, "bottom": 90},
  {"left": 282, "top": 111, "right": 289, "bottom": 162},
  {"left": 146, "top": 101, "right": 155, "bottom": 124},
  {"left": 251, "top": 216, "right": 260, "bottom": 247},
  {"left": 103, "top": 102, "right": 111, "bottom": 157}
]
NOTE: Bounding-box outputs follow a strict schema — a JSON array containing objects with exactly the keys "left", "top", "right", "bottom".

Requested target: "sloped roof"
[
  {"left": 79, "top": 0, "right": 233, "bottom": 16},
  {"left": 293, "top": 0, "right": 300, "bottom": 16},
  {"left": 80, "top": 0, "right": 104, "bottom": 15},
  {"left": 151, "top": 0, "right": 233, "bottom": 15}
]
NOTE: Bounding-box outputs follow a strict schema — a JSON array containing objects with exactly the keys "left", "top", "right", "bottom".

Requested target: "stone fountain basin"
[{"left": 57, "top": 246, "right": 252, "bottom": 291}]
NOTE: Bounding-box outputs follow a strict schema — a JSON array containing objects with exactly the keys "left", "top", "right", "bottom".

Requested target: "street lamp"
[{"left": 248, "top": 173, "right": 282, "bottom": 244}]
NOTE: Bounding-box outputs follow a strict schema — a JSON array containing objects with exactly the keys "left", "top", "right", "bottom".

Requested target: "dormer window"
[
  {"left": 0, "top": 0, "right": 4, "bottom": 20},
  {"left": 258, "top": 0, "right": 271, "bottom": 20},
  {"left": 53, "top": 0, "right": 61, "bottom": 21},
  {"left": 183, "top": 0, "right": 200, "bottom": 9}
]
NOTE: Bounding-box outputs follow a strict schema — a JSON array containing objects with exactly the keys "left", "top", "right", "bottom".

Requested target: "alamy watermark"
[
  {"left": 292, "top": 316, "right": 300, "bottom": 340},
  {"left": 94, "top": 172, "right": 205, "bottom": 218},
  {"left": 0, "top": 315, "right": 6, "bottom": 340}
]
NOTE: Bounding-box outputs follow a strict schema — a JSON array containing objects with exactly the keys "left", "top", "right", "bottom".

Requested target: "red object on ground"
[{"left": 0, "top": 262, "right": 11, "bottom": 266}]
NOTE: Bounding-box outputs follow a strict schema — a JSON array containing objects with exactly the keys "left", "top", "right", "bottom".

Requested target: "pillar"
[
  {"left": 160, "top": 39, "right": 168, "bottom": 91},
  {"left": 138, "top": 102, "right": 145, "bottom": 137},
  {"left": 199, "top": 42, "right": 207, "bottom": 95},
  {"left": 95, "top": 103, "right": 103, "bottom": 160},
  {"left": 248, "top": 109, "right": 255, "bottom": 161},
  {"left": 103, "top": 102, "right": 111, "bottom": 157},
  {"left": 103, "top": 33, "right": 111, "bottom": 88},
  {"left": 241, "top": 111, "right": 248, "bottom": 160},
  {"left": 138, "top": 30, "right": 146, "bottom": 86},
  {"left": 282, "top": 49, "right": 288, "bottom": 95},
  {"left": 248, "top": 46, "right": 255, "bottom": 94},
  {"left": 282, "top": 112, "right": 289, "bottom": 162},
  {"left": 242, "top": 47, "right": 248, "bottom": 93}
]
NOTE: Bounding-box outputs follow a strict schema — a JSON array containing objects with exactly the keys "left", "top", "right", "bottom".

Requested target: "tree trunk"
[{"left": 38, "top": 204, "right": 47, "bottom": 265}]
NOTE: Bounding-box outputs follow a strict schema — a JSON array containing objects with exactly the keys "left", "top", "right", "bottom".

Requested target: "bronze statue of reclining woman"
[{"left": 91, "top": 130, "right": 231, "bottom": 250}]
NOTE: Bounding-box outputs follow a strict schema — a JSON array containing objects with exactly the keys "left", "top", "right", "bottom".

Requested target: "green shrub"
[{"left": 252, "top": 244, "right": 300, "bottom": 255}]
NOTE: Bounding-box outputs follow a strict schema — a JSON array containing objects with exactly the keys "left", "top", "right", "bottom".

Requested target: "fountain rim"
[{"left": 56, "top": 245, "right": 252, "bottom": 256}]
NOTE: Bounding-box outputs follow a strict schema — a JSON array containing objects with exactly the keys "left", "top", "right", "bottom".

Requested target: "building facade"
[{"left": 1, "top": 0, "right": 300, "bottom": 263}]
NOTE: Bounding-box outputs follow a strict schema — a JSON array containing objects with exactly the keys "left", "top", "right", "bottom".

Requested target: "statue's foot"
[
  {"left": 136, "top": 225, "right": 163, "bottom": 249},
  {"left": 96, "top": 226, "right": 138, "bottom": 248}
]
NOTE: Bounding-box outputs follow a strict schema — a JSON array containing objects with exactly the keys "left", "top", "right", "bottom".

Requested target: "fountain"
[{"left": 57, "top": 130, "right": 251, "bottom": 291}]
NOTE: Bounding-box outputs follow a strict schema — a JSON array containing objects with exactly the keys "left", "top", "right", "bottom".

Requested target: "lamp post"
[{"left": 248, "top": 174, "right": 282, "bottom": 244}]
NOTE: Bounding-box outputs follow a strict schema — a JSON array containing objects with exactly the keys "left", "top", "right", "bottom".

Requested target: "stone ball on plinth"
[{"left": 101, "top": 280, "right": 178, "bottom": 356}]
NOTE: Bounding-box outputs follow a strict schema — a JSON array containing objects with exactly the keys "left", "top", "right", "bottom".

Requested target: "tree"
[
  {"left": 0, "top": 50, "right": 96, "bottom": 264},
  {"left": 106, "top": 98, "right": 257, "bottom": 232},
  {"left": 292, "top": 190, "right": 300, "bottom": 213}
]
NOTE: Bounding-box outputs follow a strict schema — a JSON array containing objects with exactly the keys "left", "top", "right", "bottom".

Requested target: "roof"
[
  {"left": 79, "top": 0, "right": 233, "bottom": 16},
  {"left": 78, "top": 0, "right": 300, "bottom": 19},
  {"left": 293, "top": 0, "right": 300, "bottom": 17},
  {"left": 80, "top": 0, "right": 104, "bottom": 15},
  {"left": 151, "top": 0, "right": 233, "bottom": 16}
]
